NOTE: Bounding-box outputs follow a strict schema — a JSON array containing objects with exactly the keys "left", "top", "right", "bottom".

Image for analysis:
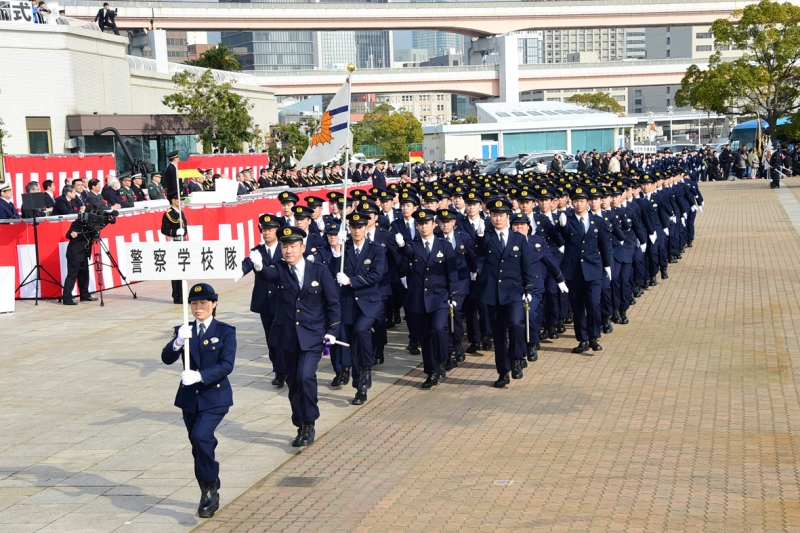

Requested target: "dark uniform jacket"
[
  {"left": 242, "top": 243, "right": 281, "bottom": 315},
  {"left": 0, "top": 199, "right": 19, "bottom": 219},
  {"left": 526, "top": 234, "right": 564, "bottom": 294},
  {"left": 336, "top": 239, "right": 386, "bottom": 322},
  {"left": 161, "top": 207, "right": 187, "bottom": 239},
  {"left": 161, "top": 319, "right": 236, "bottom": 412},
  {"left": 557, "top": 213, "right": 612, "bottom": 282},
  {"left": 53, "top": 196, "right": 79, "bottom": 216},
  {"left": 473, "top": 228, "right": 535, "bottom": 306},
  {"left": 400, "top": 236, "right": 459, "bottom": 314}
]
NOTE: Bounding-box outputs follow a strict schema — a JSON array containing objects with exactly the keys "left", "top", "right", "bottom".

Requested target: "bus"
[{"left": 730, "top": 117, "right": 791, "bottom": 151}]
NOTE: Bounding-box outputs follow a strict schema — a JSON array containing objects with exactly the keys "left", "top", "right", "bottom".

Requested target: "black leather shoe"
[
  {"left": 198, "top": 481, "right": 219, "bottom": 518},
  {"left": 80, "top": 296, "right": 98, "bottom": 302},
  {"left": 437, "top": 362, "right": 446, "bottom": 381},
  {"left": 271, "top": 372, "right": 286, "bottom": 388},
  {"left": 445, "top": 354, "right": 455, "bottom": 371},
  {"left": 173, "top": 300, "right": 182, "bottom": 304},
  {"left": 649, "top": 277, "right": 658, "bottom": 287},
  {"left": 619, "top": 309, "right": 629, "bottom": 324},
  {"left": 394, "top": 312, "right": 402, "bottom": 324},
  {"left": 511, "top": 360, "right": 523, "bottom": 380},
  {"left": 481, "top": 338, "right": 493, "bottom": 350},
  {"left": 556, "top": 320, "right": 567, "bottom": 334},
  {"left": 520, "top": 358, "right": 528, "bottom": 368},
  {"left": 291, "top": 425, "right": 304, "bottom": 447},
  {"left": 687, "top": 241, "right": 693, "bottom": 248},
  {"left": 465, "top": 342, "right": 480, "bottom": 354},
  {"left": 661, "top": 268, "right": 669, "bottom": 280},
  {"left": 629, "top": 295, "right": 637, "bottom": 305},
  {"left": 527, "top": 344, "right": 538, "bottom": 362},
  {"left": 331, "top": 371, "right": 343, "bottom": 388},
  {"left": 298, "top": 423, "right": 315, "bottom": 446},
  {"left": 547, "top": 325, "right": 559, "bottom": 339},
  {"left": 421, "top": 374, "right": 439, "bottom": 389},
  {"left": 364, "top": 367, "right": 372, "bottom": 389},
  {"left": 564, "top": 311, "right": 574, "bottom": 325},
  {"left": 386, "top": 318, "right": 395, "bottom": 330},
  {"left": 352, "top": 390, "right": 367, "bottom": 405},
  {"left": 455, "top": 343, "right": 466, "bottom": 362},
  {"left": 572, "top": 341, "right": 589, "bottom": 354},
  {"left": 63, "top": 300, "right": 78, "bottom": 306},
  {"left": 493, "top": 373, "right": 510, "bottom": 388},
  {"left": 340, "top": 367, "right": 351, "bottom": 386},
  {"left": 374, "top": 346, "right": 385, "bottom": 365},
  {"left": 611, "top": 308, "right": 622, "bottom": 324},
  {"left": 588, "top": 337, "right": 603, "bottom": 352},
  {"left": 602, "top": 319, "right": 613, "bottom": 335},
  {"left": 406, "top": 340, "right": 421, "bottom": 355}
]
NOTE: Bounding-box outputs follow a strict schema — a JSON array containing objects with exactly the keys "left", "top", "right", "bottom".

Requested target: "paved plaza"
[{"left": 2, "top": 179, "right": 800, "bottom": 532}]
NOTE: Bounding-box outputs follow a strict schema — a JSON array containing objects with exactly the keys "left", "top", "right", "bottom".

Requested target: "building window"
[
  {"left": 634, "top": 89, "right": 642, "bottom": 97},
  {"left": 613, "top": 95, "right": 625, "bottom": 102},
  {"left": 26, "top": 117, "right": 51, "bottom": 154},
  {"left": 635, "top": 108, "right": 642, "bottom": 113},
  {"left": 715, "top": 44, "right": 730, "bottom": 51},
  {"left": 696, "top": 45, "right": 712, "bottom": 51},
  {"left": 666, "top": 99, "right": 671, "bottom": 106},
  {"left": 666, "top": 87, "right": 671, "bottom": 94},
  {"left": 401, "top": 95, "right": 413, "bottom": 102},
  {"left": 635, "top": 99, "right": 642, "bottom": 105},
  {"left": 696, "top": 32, "right": 712, "bottom": 39},
  {"left": 437, "top": 104, "right": 445, "bottom": 111}
]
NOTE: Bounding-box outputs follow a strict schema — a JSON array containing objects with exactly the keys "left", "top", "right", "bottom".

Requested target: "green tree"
[
  {"left": 272, "top": 122, "right": 310, "bottom": 160},
  {"left": 675, "top": 0, "right": 800, "bottom": 139},
  {"left": 184, "top": 43, "right": 242, "bottom": 72},
  {"left": 566, "top": 92, "right": 625, "bottom": 115},
  {"left": 352, "top": 103, "right": 423, "bottom": 162},
  {"left": 452, "top": 114, "right": 478, "bottom": 124},
  {"left": 163, "top": 70, "right": 255, "bottom": 153}
]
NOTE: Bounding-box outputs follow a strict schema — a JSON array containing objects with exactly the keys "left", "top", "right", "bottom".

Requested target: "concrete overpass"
[
  {"left": 59, "top": 0, "right": 775, "bottom": 36},
  {"left": 128, "top": 57, "right": 709, "bottom": 98}
]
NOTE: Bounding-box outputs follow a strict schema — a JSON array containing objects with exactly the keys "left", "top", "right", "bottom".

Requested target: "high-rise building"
[
  {"left": 625, "top": 29, "right": 646, "bottom": 59},
  {"left": 411, "top": 30, "right": 462, "bottom": 59},
  {"left": 517, "top": 31, "right": 544, "bottom": 65},
  {"left": 542, "top": 29, "right": 626, "bottom": 63}
]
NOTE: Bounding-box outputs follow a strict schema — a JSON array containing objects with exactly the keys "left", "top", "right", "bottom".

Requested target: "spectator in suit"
[
  {"left": 103, "top": 177, "right": 125, "bottom": 207},
  {"left": 71, "top": 179, "right": 89, "bottom": 210},
  {"left": 41, "top": 179, "right": 55, "bottom": 209},
  {"left": 52, "top": 185, "right": 83, "bottom": 216},
  {"left": 87, "top": 178, "right": 117, "bottom": 211},
  {"left": 94, "top": 2, "right": 119, "bottom": 35}
]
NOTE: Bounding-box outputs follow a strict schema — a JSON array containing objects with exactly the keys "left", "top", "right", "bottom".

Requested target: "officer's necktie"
[
  {"left": 198, "top": 323, "right": 206, "bottom": 341},
  {"left": 425, "top": 241, "right": 431, "bottom": 257},
  {"left": 499, "top": 232, "right": 506, "bottom": 250},
  {"left": 355, "top": 247, "right": 360, "bottom": 259},
  {"left": 292, "top": 265, "right": 300, "bottom": 286}
]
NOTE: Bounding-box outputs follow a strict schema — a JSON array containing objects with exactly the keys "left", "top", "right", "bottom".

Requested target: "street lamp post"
[{"left": 668, "top": 106, "right": 674, "bottom": 144}]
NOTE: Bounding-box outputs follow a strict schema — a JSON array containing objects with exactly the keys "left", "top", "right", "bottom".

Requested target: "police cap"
[
  {"left": 413, "top": 209, "right": 436, "bottom": 222},
  {"left": 347, "top": 212, "right": 369, "bottom": 227},
  {"left": 357, "top": 201, "right": 379, "bottom": 215},
  {"left": 510, "top": 212, "right": 531, "bottom": 226},
  {"left": 188, "top": 282, "right": 218, "bottom": 302},
  {"left": 278, "top": 226, "right": 306, "bottom": 242},
  {"left": 279, "top": 191, "right": 300, "bottom": 204},
  {"left": 258, "top": 214, "right": 281, "bottom": 230},
  {"left": 291, "top": 205, "right": 314, "bottom": 219},
  {"left": 436, "top": 209, "right": 457, "bottom": 222},
  {"left": 488, "top": 199, "right": 512, "bottom": 214},
  {"left": 167, "top": 150, "right": 180, "bottom": 159},
  {"left": 305, "top": 196, "right": 324, "bottom": 208}
]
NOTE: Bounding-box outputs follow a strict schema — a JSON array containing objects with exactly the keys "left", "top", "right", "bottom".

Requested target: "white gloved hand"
[
  {"left": 336, "top": 272, "right": 350, "bottom": 285},
  {"left": 401, "top": 276, "right": 407, "bottom": 288},
  {"left": 558, "top": 246, "right": 565, "bottom": 254},
  {"left": 176, "top": 324, "right": 192, "bottom": 347},
  {"left": 522, "top": 293, "right": 532, "bottom": 303},
  {"left": 559, "top": 212, "right": 567, "bottom": 226},
  {"left": 469, "top": 272, "right": 477, "bottom": 281},
  {"left": 324, "top": 334, "right": 336, "bottom": 345},
  {"left": 448, "top": 300, "right": 457, "bottom": 308},
  {"left": 663, "top": 228, "right": 669, "bottom": 237},
  {"left": 249, "top": 250, "right": 263, "bottom": 271},
  {"left": 175, "top": 228, "right": 185, "bottom": 237},
  {"left": 649, "top": 233, "right": 657, "bottom": 244},
  {"left": 605, "top": 266, "right": 612, "bottom": 280},
  {"left": 395, "top": 233, "right": 405, "bottom": 247},
  {"left": 691, "top": 205, "right": 697, "bottom": 212},
  {"left": 619, "top": 240, "right": 625, "bottom": 246},
  {"left": 307, "top": 254, "right": 315, "bottom": 263},
  {"left": 558, "top": 281, "right": 569, "bottom": 294},
  {"left": 337, "top": 230, "right": 347, "bottom": 245},
  {"left": 181, "top": 369, "right": 202, "bottom": 386},
  {"left": 670, "top": 216, "right": 677, "bottom": 224},
  {"left": 681, "top": 217, "right": 686, "bottom": 227},
  {"left": 640, "top": 243, "right": 647, "bottom": 253}
]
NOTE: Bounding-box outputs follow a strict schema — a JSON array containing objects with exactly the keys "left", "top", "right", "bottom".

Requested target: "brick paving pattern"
[{"left": 194, "top": 180, "right": 800, "bottom": 533}]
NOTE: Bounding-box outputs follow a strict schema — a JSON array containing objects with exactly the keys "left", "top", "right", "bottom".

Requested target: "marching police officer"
[
  {"left": 161, "top": 192, "right": 187, "bottom": 304},
  {"left": 161, "top": 283, "right": 235, "bottom": 519},
  {"left": 247, "top": 227, "right": 341, "bottom": 447},
  {"left": 241, "top": 214, "right": 286, "bottom": 387}
]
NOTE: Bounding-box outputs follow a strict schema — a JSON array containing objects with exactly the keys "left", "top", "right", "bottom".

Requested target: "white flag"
[{"left": 297, "top": 76, "right": 351, "bottom": 168}]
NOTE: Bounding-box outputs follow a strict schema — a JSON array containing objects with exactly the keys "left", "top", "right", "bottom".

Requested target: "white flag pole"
[
  {"left": 340, "top": 64, "right": 355, "bottom": 274},
  {"left": 182, "top": 279, "right": 190, "bottom": 372}
]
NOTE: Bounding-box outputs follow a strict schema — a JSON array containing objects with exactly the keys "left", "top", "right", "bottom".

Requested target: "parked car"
[
  {"left": 564, "top": 160, "right": 580, "bottom": 173},
  {"left": 655, "top": 143, "right": 703, "bottom": 154},
  {"left": 480, "top": 156, "right": 520, "bottom": 175},
  {"left": 500, "top": 151, "right": 574, "bottom": 176}
]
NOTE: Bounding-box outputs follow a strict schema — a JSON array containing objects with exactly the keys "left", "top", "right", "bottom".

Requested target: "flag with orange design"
[{"left": 297, "top": 76, "right": 351, "bottom": 168}]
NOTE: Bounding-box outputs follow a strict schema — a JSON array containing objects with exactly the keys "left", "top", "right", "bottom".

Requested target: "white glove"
[
  {"left": 605, "top": 266, "right": 612, "bottom": 280},
  {"left": 395, "top": 233, "right": 405, "bottom": 247},
  {"left": 557, "top": 281, "right": 569, "bottom": 293},
  {"left": 649, "top": 233, "right": 657, "bottom": 244},
  {"left": 324, "top": 334, "right": 336, "bottom": 345},
  {"left": 640, "top": 243, "right": 647, "bottom": 253},
  {"left": 175, "top": 324, "right": 192, "bottom": 347},
  {"left": 670, "top": 216, "right": 677, "bottom": 224},
  {"left": 448, "top": 300, "right": 457, "bottom": 308},
  {"left": 181, "top": 369, "right": 202, "bottom": 386},
  {"left": 559, "top": 213, "right": 567, "bottom": 226},
  {"left": 337, "top": 230, "right": 347, "bottom": 245},
  {"left": 307, "top": 254, "right": 315, "bottom": 263},
  {"left": 699, "top": 203, "right": 704, "bottom": 212},
  {"left": 400, "top": 276, "right": 407, "bottom": 289},
  {"left": 336, "top": 272, "right": 350, "bottom": 285},
  {"left": 249, "top": 250, "right": 263, "bottom": 271},
  {"left": 663, "top": 228, "right": 669, "bottom": 237},
  {"left": 175, "top": 228, "right": 185, "bottom": 237},
  {"left": 522, "top": 293, "right": 532, "bottom": 303},
  {"left": 618, "top": 240, "right": 625, "bottom": 246},
  {"left": 691, "top": 205, "right": 697, "bottom": 212},
  {"left": 476, "top": 224, "right": 484, "bottom": 237},
  {"left": 681, "top": 218, "right": 686, "bottom": 227},
  {"left": 558, "top": 246, "right": 565, "bottom": 254},
  {"left": 470, "top": 272, "right": 477, "bottom": 281},
  {"left": 476, "top": 219, "right": 485, "bottom": 233}
]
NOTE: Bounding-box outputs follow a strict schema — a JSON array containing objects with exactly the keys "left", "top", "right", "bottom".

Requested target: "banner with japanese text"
[{"left": 122, "top": 241, "right": 245, "bottom": 281}]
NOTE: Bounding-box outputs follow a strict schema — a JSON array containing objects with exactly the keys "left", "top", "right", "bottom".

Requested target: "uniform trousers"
[
  {"left": 345, "top": 313, "right": 376, "bottom": 389},
  {"left": 411, "top": 309, "right": 448, "bottom": 375},
  {"left": 525, "top": 292, "right": 543, "bottom": 346},
  {"left": 565, "top": 277, "right": 602, "bottom": 342},
  {"left": 543, "top": 274, "right": 561, "bottom": 326},
  {"left": 600, "top": 262, "right": 614, "bottom": 319},
  {"left": 488, "top": 300, "right": 525, "bottom": 374},
  {"left": 329, "top": 323, "right": 351, "bottom": 374},
  {"left": 613, "top": 261, "right": 633, "bottom": 311},
  {"left": 687, "top": 210, "right": 697, "bottom": 241},
  {"left": 447, "top": 294, "right": 467, "bottom": 353},
  {"left": 259, "top": 313, "right": 284, "bottom": 375},
  {"left": 182, "top": 405, "right": 228, "bottom": 486},
  {"left": 372, "top": 295, "right": 389, "bottom": 348},
  {"left": 633, "top": 246, "right": 647, "bottom": 288},
  {"left": 463, "top": 293, "right": 483, "bottom": 344},
  {"left": 646, "top": 237, "right": 660, "bottom": 278},
  {"left": 171, "top": 280, "right": 183, "bottom": 302},
  {"left": 559, "top": 291, "right": 571, "bottom": 320},
  {"left": 282, "top": 346, "right": 322, "bottom": 427},
  {"left": 658, "top": 228, "right": 669, "bottom": 268}
]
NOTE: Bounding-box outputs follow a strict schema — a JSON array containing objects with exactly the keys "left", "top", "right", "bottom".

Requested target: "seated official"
[
  {"left": 0, "top": 183, "right": 20, "bottom": 219},
  {"left": 52, "top": 185, "right": 84, "bottom": 216}
]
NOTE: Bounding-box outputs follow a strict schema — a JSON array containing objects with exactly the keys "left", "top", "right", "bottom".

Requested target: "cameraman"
[
  {"left": 94, "top": 2, "right": 119, "bottom": 35},
  {"left": 62, "top": 217, "right": 97, "bottom": 306}
]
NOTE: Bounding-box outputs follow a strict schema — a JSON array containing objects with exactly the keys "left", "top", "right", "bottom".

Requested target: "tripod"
[
  {"left": 91, "top": 236, "right": 137, "bottom": 306},
  {"left": 16, "top": 216, "right": 63, "bottom": 305}
]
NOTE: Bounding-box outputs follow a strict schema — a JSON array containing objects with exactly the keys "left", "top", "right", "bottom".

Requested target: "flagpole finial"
[{"left": 347, "top": 63, "right": 356, "bottom": 73}]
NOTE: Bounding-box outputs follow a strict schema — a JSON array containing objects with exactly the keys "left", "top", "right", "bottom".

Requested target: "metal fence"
[{"left": 0, "top": 7, "right": 100, "bottom": 31}]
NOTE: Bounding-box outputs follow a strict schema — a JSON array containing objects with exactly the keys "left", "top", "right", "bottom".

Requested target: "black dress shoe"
[
  {"left": 564, "top": 311, "right": 574, "bottom": 325},
  {"left": 588, "top": 337, "right": 603, "bottom": 352},
  {"left": 80, "top": 296, "right": 98, "bottom": 302},
  {"left": 511, "top": 360, "right": 523, "bottom": 380},
  {"left": 364, "top": 367, "right": 372, "bottom": 389},
  {"left": 406, "top": 340, "right": 421, "bottom": 355},
  {"left": 421, "top": 374, "right": 439, "bottom": 389},
  {"left": 386, "top": 319, "right": 395, "bottom": 330},
  {"left": 445, "top": 354, "right": 455, "bottom": 371},
  {"left": 687, "top": 241, "right": 693, "bottom": 248},
  {"left": 271, "top": 372, "right": 286, "bottom": 388},
  {"left": 629, "top": 296, "right": 637, "bottom": 305},
  {"left": 352, "top": 390, "right": 367, "bottom": 405},
  {"left": 619, "top": 309, "right": 629, "bottom": 324},
  {"left": 198, "top": 481, "right": 220, "bottom": 518},
  {"left": 340, "top": 367, "right": 351, "bottom": 386},
  {"left": 520, "top": 358, "right": 528, "bottom": 368},
  {"left": 527, "top": 344, "right": 538, "bottom": 362},
  {"left": 661, "top": 268, "right": 669, "bottom": 280},
  {"left": 374, "top": 346, "right": 385, "bottom": 365},
  {"left": 455, "top": 343, "right": 466, "bottom": 362},
  {"left": 63, "top": 300, "right": 78, "bottom": 306},
  {"left": 649, "top": 277, "right": 658, "bottom": 287},
  {"left": 394, "top": 312, "right": 402, "bottom": 324},
  {"left": 556, "top": 320, "right": 566, "bottom": 334},
  {"left": 602, "top": 319, "right": 613, "bottom": 334},
  {"left": 611, "top": 308, "right": 622, "bottom": 324},
  {"left": 572, "top": 341, "right": 589, "bottom": 354},
  {"left": 331, "top": 371, "right": 343, "bottom": 388},
  {"left": 547, "top": 325, "right": 559, "bottom": 339},
  {"left": 298, "top": 423, "right": 315, "bottom": 446},
  {"left": 481, "top": 338, "right": 493, "bottom": 350},
  {"left": 465, "top": 342, "right": 480, "bottom": 354},
  {"left": 493, "top": 373, "right": 510, "bottom": 388},
  {"left": 291, "top": 425, "right": 304, "bottom": 447},
  {"left": 173, "top": 300, "right": 183, "bottom": 304},
  {"left": 437, "top": 362, "right": 446, "bottom": 381}
]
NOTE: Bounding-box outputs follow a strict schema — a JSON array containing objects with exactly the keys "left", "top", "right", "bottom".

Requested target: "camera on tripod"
[{"left": 77, "top": 208, "right": 118, "bottom": 238}]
